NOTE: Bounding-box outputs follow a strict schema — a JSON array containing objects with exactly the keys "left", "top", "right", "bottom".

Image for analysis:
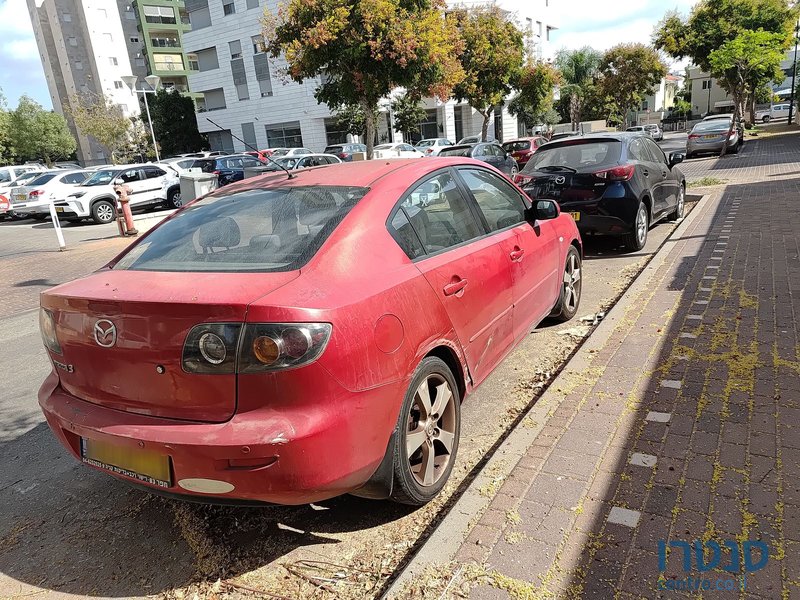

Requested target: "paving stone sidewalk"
[{"left": 452, "top": 135, "right": 800, "bottom": 599}]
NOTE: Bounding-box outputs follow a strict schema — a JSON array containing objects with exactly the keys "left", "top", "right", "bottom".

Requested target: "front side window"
[
  {"left": 395, "top": 172, "right": 482, "bottom": 255},
  {"left": 458, "top": 168, "right": 526, "bottom": 232},
  {"left": 113, "top": 186, "right": 368, "bottom": 272}
]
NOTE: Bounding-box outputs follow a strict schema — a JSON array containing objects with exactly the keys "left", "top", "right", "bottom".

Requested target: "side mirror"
[
  {"left": 114, "top": 178, "right": 125, "bottom": 185},
  {"left": 669, "top": 152, "right": 685, "bottom": 168},
  {"left": 525, "top": 199, "right": 560, "bottom": 223}
]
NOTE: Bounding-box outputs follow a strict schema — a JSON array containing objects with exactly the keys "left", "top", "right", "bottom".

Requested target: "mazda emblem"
[
  {"left": 94, "top": 319, "right": 117, "bottom": 348},
  {"left": 555, "top": 176, "right": 566, "bottom": 185}
]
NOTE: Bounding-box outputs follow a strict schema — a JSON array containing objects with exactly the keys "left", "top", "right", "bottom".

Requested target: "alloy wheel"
[
  {"left": 97, "top": 204, "right": 114, "bottom": 223},
  {"left": 510, "top": 166, "right": 518, "bottom": 177},
  {"left": 562, "top": 252, "right": 582, "bottom": 314},
  {"left": 171, "top": 192, "right": 183, "bottom": 208},
  {"left": 406, "top": 374, "right": 457, "bottom": 487},
  {"left": 636, "top": 204, "right": 648, "bottom": 246}
]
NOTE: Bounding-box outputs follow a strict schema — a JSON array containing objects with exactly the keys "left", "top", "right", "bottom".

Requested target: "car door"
[
  {"left": 141, "top": 166, "right": 169, "bottom": 203},
  {"left": 394, "top": 169, "right": 515, "bottom": 385},
  {"left": 643, "top": 138, "right": 677, "bottom": 215},
  {"left": 117, "top": 168, "right": 148, "bottom": 207},
  {"left": 629, "top": 138, "right": 666, "bottom": 217},
  {"left": 456, "top": 167, "right": 561, "bottom": 340}
]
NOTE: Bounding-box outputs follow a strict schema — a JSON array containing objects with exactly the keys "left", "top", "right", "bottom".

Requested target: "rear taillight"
[
  {"left": 182, "top": 322, "right": 332, "bottom": 374},
  {"left": 29, "top": 190, "right": 43, "bottom": 197},
  {"left": 514, "top": 173, "right": 533, "bottom": 185},
  {"left": 338, "top": 153, "right": 348, "bottom": 159},
  {"left": 594, "top": 164, "right": 636, "bottom": 181},
  {"left": 213, "top": 170, "right": 221, "bottom": 175},
  {"left": 688, "top": 134, "right": 700, "bottom": 140},
  {"left": 426, "top": 148, "right": 433, "bottom": 154},
  {"left": 39, "top": 308, "right": 62, "bottom": 355}
]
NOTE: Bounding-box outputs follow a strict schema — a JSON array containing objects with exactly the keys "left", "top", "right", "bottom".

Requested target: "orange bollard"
[{"left": 114, "top": 184, "right": 138, "bottom": 236}]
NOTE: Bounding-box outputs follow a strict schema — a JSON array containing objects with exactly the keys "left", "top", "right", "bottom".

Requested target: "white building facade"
[
  {"left": 27, "top": 0, "right": 143, "bottom": 165},
  {"left": 182, "top": 0, "right": 559, "bottom": 153}
]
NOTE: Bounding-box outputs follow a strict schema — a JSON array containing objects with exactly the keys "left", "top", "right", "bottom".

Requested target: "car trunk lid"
[{"left": 42, "top": 269, "right": 299, "bottom": 423}]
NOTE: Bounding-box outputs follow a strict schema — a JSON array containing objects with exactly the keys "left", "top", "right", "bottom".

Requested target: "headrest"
[{"left": 198, "top": 216, "right": 241, "bottom": 248}]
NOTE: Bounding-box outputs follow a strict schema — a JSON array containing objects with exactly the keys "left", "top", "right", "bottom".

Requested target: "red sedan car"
[
  {"left": 38, "top": 158, "right": 582, "bottom": 506},
  {"left": 502, "top": 137, "right": 547, "bottom": 168}
]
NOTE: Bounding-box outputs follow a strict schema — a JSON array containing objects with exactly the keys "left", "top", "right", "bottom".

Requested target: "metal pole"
[
  {"left": 141, "top": 89, "right": 160, "bottom": 161},
  {"left": 707, "top": 80, "right": 712, "bottom": 115},
  {"left": 788, "top": 22, "right": 799, "bottom": 125}
]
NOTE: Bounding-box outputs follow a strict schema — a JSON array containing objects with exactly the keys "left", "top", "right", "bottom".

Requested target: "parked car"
[
  {"left": 457, "top": 134, "right": 496, "bottom": 145},
  {"left": 268, "top": 147, "right": 314, "bottom": 158},
  {"left": 643, "top": 124, "right": 663, "bottom": 141},
  {"left": 207, "top": 154, "right": 265, "bottom": 186},
  {"left": 755, "top": 103, "right": 792, "bottom": 123},
  {"left": 38, "top": 158, "right": 582, "bottom": 506},
  {"left": 415, "top": 138, "right": 454, "bottom": 156},
  {"left": 516, "top": 132, "right": 686, "bottom": 252},
  {"left": 502, "top": 137, "right": 546, "bottom": 168},
  {"left": 0, "top": 170, "right": 46, "bottom": 218},
  {"left": 0, "top": 165, "right": 45, "bottom": 191},
  {"left": 55, "top": 164, "right": 181, "bottom": 224},
  {"left": 158, "top": 157, "right": 203, "bottom": 173},
  {"left": 257, "top": 153, "right": 342, "bottom": 172},
  {"left": 701, "top": 114, "right": 744, "bottom": 143},
  {"left": 438, "top": 143, "right": 519, "bottom": 177},
  {"left": 8, "top": 169, "right": 90, "bottom": 220},
  {"left": 686, "top": 120, "right": 741, "bottom": 158},
  {"left": 373, "top": 143, "right": 425, "bottom": 159},
  {"left": 549, "top": 131, "right": 581, "bottom": 142},
  {"left": 323, "top": 143, "right": 368, "bottom": 161}
]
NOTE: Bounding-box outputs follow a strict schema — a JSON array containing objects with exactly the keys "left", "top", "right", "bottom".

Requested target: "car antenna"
[{"left": 205, "top": 117, "right": 295, "bottom": 180}]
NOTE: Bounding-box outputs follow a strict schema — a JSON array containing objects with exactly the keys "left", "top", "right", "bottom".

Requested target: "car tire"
[
  {"left": 668, "top": 185, "right": 685, "bottom": 221},
  {"left": 389, "top": 356, "right": 461, "bottom": 506},
  {"left": 510, "top": 165, "right": 518, "bottom": 178},
  {"left": 91, "top": 200, "right": 116, "bottom": 225},
  {"left": 549, "top": 245, "right": 582, "bottom": 322},
  {"left": 623, "top": 201, "right": 649, "bottom": 252},
  {"left": 763, "top": 116, "right": 770, "bottom": 123},
  {"left": 168, "top": 188, "right": 182, "bottom": 209}
]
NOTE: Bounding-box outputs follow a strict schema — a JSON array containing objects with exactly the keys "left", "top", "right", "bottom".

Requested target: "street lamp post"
[
  {"left": 707, "top": 79, "right": 712, "bottom": 115},
  {"left": 122, "top": 75, "right": 161, "bottom": 161},
  {"left": 788, "top": 21, "right": 799, "bottom": 126}
]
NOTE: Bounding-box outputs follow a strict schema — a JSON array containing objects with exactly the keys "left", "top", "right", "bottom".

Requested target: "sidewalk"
[{"left": 391, "top": 134, "right": 800, "bottom": 598}]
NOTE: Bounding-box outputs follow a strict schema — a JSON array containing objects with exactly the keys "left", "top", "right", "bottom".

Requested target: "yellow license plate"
[
  {"left": 55, "top": 207, "right": 65, "bottom": 213},
  {"left": 81, "top": 437, "right": 171, "bottom": 488},
  {"left": 14, "top": 195, "right": 26, "bottom": 202},
  {"left": 703, "top": 135, "right": 718, "bottom": 139},
  {"left": 568, "top": 212, "right": 580, "bottom": 222}
]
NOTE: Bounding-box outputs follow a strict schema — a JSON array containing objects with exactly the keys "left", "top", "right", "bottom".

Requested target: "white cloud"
[
  {"left": 0, "top": 0, "right": 34, "bottom": 37},
  {"left": 7, "top": 38, "right": 38, "bottom": 60}
]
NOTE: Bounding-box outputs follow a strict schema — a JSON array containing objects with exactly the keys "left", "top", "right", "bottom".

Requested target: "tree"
[
  {"left": 0, "top": 89, "right": 14, "bottom": 164},
  {"left": 117, "top": 117, "right": 156, "bottom": 163},
  {"left": 391, "top": 93, "right": 426, "bottom": 142},
  {"left": 450, "top": 5, "right": 526, "bottom": 141},
  {"left": 142, "top": 89, "right": 207, "bottom": 156},
  {"left": 68, "top": 93, "right": 131, "bottom": 163},
  {"left": 554, "top": 46, "right": 603, "bottom": 130},
  {"left": 264, "top": 0, "right": 463, "bottom": 159},
  {"left": 598, "top": 43, "right": 667, "bottom": 127},
  {"left": 670, "top": 98, "right": 693, "bottom": 117},
  {"left": 10, "top": 96, "right": 76, "bottom": 166},
  {"left": 334, "top": 103, "right": 376, "bottom": 139},
  {"left": 508, "top": 61, "right": 560, "bottom": 133}
]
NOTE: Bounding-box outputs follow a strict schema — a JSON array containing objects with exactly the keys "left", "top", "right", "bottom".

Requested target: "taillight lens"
[
  {"left": 426, "top": 148, "right": 433, "bottom": 154},
  {"left": 240, "top": 323, "right": 331, "bottom": 373},
  {"left": 39, "top": 308, "right": 62, "bottom": 354},
  {"left": 688, "top": 134, "right": 700, "bottom": 140},
  {"left": 182, "top": 323, "right": 241, "bottom": 374},
  {"left": 213, "top": 170, "right": 221, "bottom": 175},
  {"left": 29, "top": 190, "right": 43, "bottom": 197},
  {"left": 338, "top": 153, "right": 348, "bottom": 159},
  {"left": 514, "top": 173, "right": 533, "bottom": 185},
  {"left": 595, "top": 164, "right": 636, "bottom": 181}
]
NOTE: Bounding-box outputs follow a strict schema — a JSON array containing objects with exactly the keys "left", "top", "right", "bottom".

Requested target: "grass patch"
[{"left": 688, "top": 177, "right": 727, "bottom": 188}]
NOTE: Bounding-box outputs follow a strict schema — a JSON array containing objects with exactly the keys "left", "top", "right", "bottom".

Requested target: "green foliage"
[
  {"left": 264, "top": 0, "right": 464, "bottom": 158},
  {"left": 508, "top": 62, "right": 560, "bottom": 131},
  {"left": 0, "top": 89, "right": 14, "bottom": 164},
  {"left": 143, "top": 89, "right": 207, "bottom": 156},
  {"left": 450, "top": 5, "right": 526, "bottom": 141},
  {"left": 754, "top": 83, "right": 778, "bottom": 103},
  {"left": 670, "top": 98, "right": 693, "bottom": 117},
  {"left": 117, "top": 117, "right": 156, "bottom": 163},
  {"left": 10, "top": 96, "right": 76, "bottom": 166},
  {"left": 391, "top": 93, "right": 426, "bottom": 140},
  {"left": 334, "top": 103, "right": 375, "bottom": 137},
  {"left": 554, "top": 46, "right": 603, "bottom": 128},
  {"left": 68, "top": 93, "right": 131, "bottom": 163},
  {"left": 599, "top": 43, "right": 667, "bottom": 126}
]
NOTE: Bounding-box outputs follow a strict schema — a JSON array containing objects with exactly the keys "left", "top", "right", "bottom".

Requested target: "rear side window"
[
  {"left": 388, "top": 210, "right": 426, "bottom": 259},
  {"left": 28, "top": 173, "right": 58, "bottom": 186},
  {"left": 114, "top": 186, "right": 369, "bottom": 272},
  {"left": 628, "top": 139, "right": 648, "bottom": 162},
  {"left": 61, "top": 172, "right": 87, "bottom": 184},
  {"left": 523, "top": 141, "right": 622, "bottom": 172},
  {"left": 643, "top": 138, "right": 667, "bottom": 164}
]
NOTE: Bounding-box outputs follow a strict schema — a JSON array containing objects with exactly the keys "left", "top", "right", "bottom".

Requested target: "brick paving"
[{"left": 451, "top": 131, "right": 800, "bottom": 599}]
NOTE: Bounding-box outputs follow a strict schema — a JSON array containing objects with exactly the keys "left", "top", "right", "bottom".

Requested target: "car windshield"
[
  {"left": 15, "top": 173, "right": 40, "bottom": 186},
  {"left": 28, "top": 173, "right": 58, "bottom": 186},
  {"left": 416, "top": 140, "right": 436, "bottom": 148},
  {"left": 0, "top": 168, "right": 14, "bottom": 183},
  {"left": 439, "top": 146, "right": 473, "bottom": 157},
  {"left": 82, "top": 169, "right": 119, "bottom": 186},
  {"left": 113, "top": 185, "right": 369, "bottom": 273},
  {"left": 374, "top": 144, "right": 395, "bottom": 150},
  {"left": 503, "top": 141, "right": 531, "bottom": 152},
  {"left": 626, "top": 127, "right": 643, "bottom": 131},
  {"left": 522, "top": 141, "right": 623, "bottom": 173}
]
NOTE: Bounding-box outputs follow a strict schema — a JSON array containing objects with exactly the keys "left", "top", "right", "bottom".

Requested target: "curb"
[{"left": 382, "top": 193, "right": 714, "bottom": 598}]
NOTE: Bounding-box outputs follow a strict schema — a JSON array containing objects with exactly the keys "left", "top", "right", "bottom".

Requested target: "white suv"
[{"left": 56, "top": 164, "right": 181, "bottom": 224}]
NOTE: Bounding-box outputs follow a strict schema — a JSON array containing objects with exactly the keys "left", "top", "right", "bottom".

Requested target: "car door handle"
[
  {"left": 509, "top": 248, "right": 525, "bottom": 262},
  {"left": 443, "top": 278, "right": 468, "bottom": 296}
]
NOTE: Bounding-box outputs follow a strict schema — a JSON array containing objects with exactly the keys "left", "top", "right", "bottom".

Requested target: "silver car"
[
  {"left": 686, "top": 120, "right": 740, "bottom": 158},
  {"left": 644, "top": 124, "right": 663, "bottom": 141}
]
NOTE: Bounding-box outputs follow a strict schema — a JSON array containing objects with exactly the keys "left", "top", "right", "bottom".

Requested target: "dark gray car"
[{"left": 438, "top": 142, "right": 518, "bottom": 177}]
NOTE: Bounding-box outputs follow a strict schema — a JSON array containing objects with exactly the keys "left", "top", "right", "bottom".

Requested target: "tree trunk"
[
  {"left": 720, "top": 93, "right": 742, "bottom": 158},
  {"left": 362, "top": 100, "right": 376, "bottom": 160},
  {"left": 569, "top": 93, "right": 580, "bottom": 131},
  {"left": 480, "top": 109, "right": 491, "bottom": 142},
  {"left": 748, "top": 94, "right": 756, "bottom": 128}
]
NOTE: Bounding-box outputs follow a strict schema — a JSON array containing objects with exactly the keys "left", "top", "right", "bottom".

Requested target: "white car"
[
  {"left": 644, "top": 124, "right": 663, "bottom": 141},
  {"left": 55, "top": 164, "right": 181, "bottom": 224},
  {"left": 268, "top": 147, "right": 314, "bottom": 158},
  {"left": 8, "top": 169, "right": 90, "bottom": 219},
  {"left": 372, "top": 143, "right": 424, "bottom": 159},
  {"left": 755, "top": 103, "right": 792, "bottom": 123},
  {"left": 0, "top": 165, "right": 45, "bottom": 192},
  {"left": 415, "top": 138, "right": 454, "bottom": 156},
  {"left": 158, "top": 157, "right": 201, "bottom": 173},
  {"left": 261, "top": 153, "right": 343, "bottom": 172}
]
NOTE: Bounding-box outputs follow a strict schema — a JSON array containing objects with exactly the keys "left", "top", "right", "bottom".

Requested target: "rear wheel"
[
  {"left": 668, "top": 185, "right": 685, "bottom": 221},
  {"left": 550, "top": 246, "right": 582, "bottom": 322},
  {"left": 510, "top": 165, "right": 518, "bottom": 178},
  {"left": 91, "top": 200, "right": 115, "bottom": 225},
  {"left": 168, "top": 188, "right": 183, "bottom": 209},
  {"left": 390, "top": 357, "right": 460, "bottom": 506},
  {"left": 623, "top": 201, "right": 649, "bottom": 252}
]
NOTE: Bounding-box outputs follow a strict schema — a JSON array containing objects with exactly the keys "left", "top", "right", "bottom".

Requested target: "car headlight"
[{"left": 39, "top": 308, "right": 62, "bottom": 354}]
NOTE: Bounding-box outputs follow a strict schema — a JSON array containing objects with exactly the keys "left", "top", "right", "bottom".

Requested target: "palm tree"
[{"left": 555, "top": 47, "right": 602, "bottom": 131}]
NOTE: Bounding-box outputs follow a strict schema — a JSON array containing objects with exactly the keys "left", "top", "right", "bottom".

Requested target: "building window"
[
  {"left": 151, "top": 35, "right": 181, "bottom": 48},
  {"left": 201, "top": 88, "right": 227, "bottom": 111},
  {"left": 228, "top": 40, "right": 242, "bottom": 58},
  {"left": 231, "top": 57, "right": 249, "bottom": 101},
  {"left": 114, "top": 81, "right": 124, "bottom": 89},
  {"left": 153, "top": 53, "right": 184, "bottom": 71},
  {"left": 246, "top": 0, "right": 259, "bottom": 8},
  {"left": 195, "top": 46, "right": 219, "bottom": 71},
  {"left": 187, "top": 53, "right": 199, "bottom": 70},
  {"left": 251, "top": 35, "right": 263, "bottom": 54},
  {"left": 130, "top": 36, "right": 140, "bottom": 43},
  {"left": 125, "top": 9, "right": 136, "bottom": 20},
  {"left": 68, "top": 37, "right": 77, "bottom": 46},
  {"left": 266, "top": 123, "right": 303, "bottom": 147},
  {"left": 62, "top": 13, "right": 72, "bottom": 22},
  {"left": 144, "top": 5, "right": 177, "bottom": 24},
  {"left": 75, "top": 61, "right": 83, "bottom": 70},
  {"left": 324, "top": 118, "right": 349, "bottom": 145},
  {"left": 109, "top": 57, "right": 118, "bottom": 66},
  {"left": 253, "top": 53, "right": 272, "bottom": 97},
  {"left": 223, "top": 1, "right": 236, "bottom": 16},
  {"left": 641, "top": 100, "right": 649, "bottom": 110}
]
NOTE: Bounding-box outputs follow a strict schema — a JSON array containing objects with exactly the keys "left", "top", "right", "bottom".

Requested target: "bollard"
[{"left": 48, "top": 202, "right": 66, "bottom": 251}]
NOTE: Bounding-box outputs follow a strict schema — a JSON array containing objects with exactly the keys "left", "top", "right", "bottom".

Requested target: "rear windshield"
[
  {"left": 416, "top": 140, "right": 436, "bottom": 148},
  {"left": 28, "top": 173, "right": 58, "bottom": 186},
  {"left": 113, "top": 186, "right": 369, "bottom": 273},
  {"left": 439, "top": 146, "right": 472, "bottom": 157},
  {"left": 0, "top": 168, "right": 14, "bottom": 183},
  {"left": 503, "top": 141, "right": 531, "bottom": 152},
  {"left": 692, "top": 121, "right": 729, "bottom": 133},
  {"left": 325, "top": 146, "right": 344, "bottom": 154},
  {"left": 522, "top": 141, "right": 623, "bottom": 172}
]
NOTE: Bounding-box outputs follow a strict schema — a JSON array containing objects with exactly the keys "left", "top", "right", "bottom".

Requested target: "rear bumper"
[
  {"left": 542, "top": 185, "right": 641, "bottom": 236},
  {"left": 38, "top": 369, "right": 404, "bottom": 505}
]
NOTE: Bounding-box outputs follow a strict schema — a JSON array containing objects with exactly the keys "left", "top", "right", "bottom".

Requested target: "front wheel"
[
  {"left": 390, "top": 357, "right": 460, "bottom": 506},
  {"left": 668, "top": 185, "right": 685, "bottom": 221},
  {"left": 550, "top": 245, "right": 582, "bottom": 322},
  {"left": 623, "top": 201, "right": 649, "bottom": 252},
  {"left": 763, "top": 115, "right": 771, "bottom": 123},
  {"left": 91, "top": 200, "right": 116, "bottom": 225}
]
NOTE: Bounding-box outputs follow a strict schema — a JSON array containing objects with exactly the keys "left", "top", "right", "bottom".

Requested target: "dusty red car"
[
  {"left": 502, "top": 137, "right": 547, "bottom": 167},
  {"left": 38, "top": 158, "right": 582, "bottom": 506}
]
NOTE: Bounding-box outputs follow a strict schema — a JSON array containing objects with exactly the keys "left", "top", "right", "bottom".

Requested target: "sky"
[{"left": 0, "top": 0, "right": 700, "bottom": 112}]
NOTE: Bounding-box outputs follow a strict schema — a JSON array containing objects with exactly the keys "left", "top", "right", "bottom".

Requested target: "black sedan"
[
  {"left": 194, "top": 154, "right": 265, "bottom": 186},
  {"left": 438, "top": 142, "right": 518, "bottom": 177},
  {"left": 515, "top": 133, "right": 686, "bottom": 251}
]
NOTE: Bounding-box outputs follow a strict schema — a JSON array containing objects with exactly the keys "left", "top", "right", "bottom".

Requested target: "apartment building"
[
  {"left": 631, "top": 74, "right": 684, "bottom": 126},
  {"left": 27, "top": 0, "right": 196, "bottom": 164},
  {"left": 182, "top": 0, "right": 559, "bottom": 154}
]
